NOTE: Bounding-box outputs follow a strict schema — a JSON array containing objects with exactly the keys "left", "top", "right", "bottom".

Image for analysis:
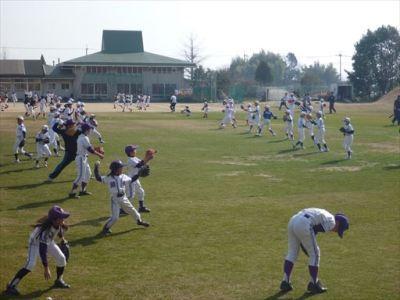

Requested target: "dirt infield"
[{"left": 2, "top": 87, "right": 399, "bottom": 115}]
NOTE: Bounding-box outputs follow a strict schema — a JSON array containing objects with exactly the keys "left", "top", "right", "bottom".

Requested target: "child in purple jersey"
[{"left": 4, "top": 206, "right": 71, "bottom": 296}]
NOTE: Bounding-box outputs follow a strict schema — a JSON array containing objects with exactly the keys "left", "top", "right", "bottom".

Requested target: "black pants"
[
  {"left": 329, "top": 103, "right": 336, "bottom": 113},
  {"left": 170, "top": 103, "right": 176, "bottom": 112},
  {"left": 48, "top": 151, "right": 76, "bottom": 179}
]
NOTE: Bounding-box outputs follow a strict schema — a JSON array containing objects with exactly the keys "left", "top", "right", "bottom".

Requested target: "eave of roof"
[{"left": 63, "top": 51, "right": 195, "bottom": 67}]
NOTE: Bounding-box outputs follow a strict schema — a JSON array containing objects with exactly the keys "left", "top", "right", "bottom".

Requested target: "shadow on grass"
[
  {"left": 277, "top": 148, "right": 298, "bottom": 154},
  {"left": 295, "top": 292, "right": 318, "bottom": 300},
  {"left": 70, "top": 216, "right": 109, "bottom": 228},
  {"left": 0, "top": 166, "right": 38, "bottom": 176},
  {"left": 1, "top": 286, "right": 52, "bottom": 299},
  {"left": 69, "top": 228, "right": 142, "bottom": 247},
  {"left": 320, "top": 159, "right": 346, "bottom": 165},
  {"left": 8, "top": 196, "right": 71, "bottom": 211},
  {"left": 383, "top": 164, "right": 400, "bottom": 170},
  {"left": 293, "top": 152, "right": 320, "bottom": 157},
  {"left": 266, "top": 138, "right": 288, "bottom": 144},
  {"left": 0, "top": 180, "right": 71, "bottom": 190}
]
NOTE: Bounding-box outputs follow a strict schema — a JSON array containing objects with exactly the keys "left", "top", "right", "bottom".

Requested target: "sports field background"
[{"left": 0, "top": 92, "right": 399, "bottom": 299}]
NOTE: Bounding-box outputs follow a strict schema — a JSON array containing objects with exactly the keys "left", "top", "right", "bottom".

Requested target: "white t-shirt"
[
  {"left": 170, "top": 95, "right": 177, "bottom": 103},
  {"left": 101, "top": 174, "right": 132, "bottom": 198},
  {"left": 16, "top": 124, "right": 26, "bottom": 139},
  {"left": 76, "top": 134, "right": 92, "bottom": 156},
  {"left": 298, "top": 208, "right": 336, "bottom": 232},
  {"left": 126, "top": 157, "right": 143, "bottom": 177}
]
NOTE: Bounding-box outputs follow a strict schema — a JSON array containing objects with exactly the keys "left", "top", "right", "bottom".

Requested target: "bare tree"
[{"left": 182, "top": 33, "right": 204, "bottom": 82}]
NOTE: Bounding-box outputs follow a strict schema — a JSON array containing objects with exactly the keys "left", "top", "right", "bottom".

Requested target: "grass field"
[{"left": 0, "top": 101, "right": 399, "bottom": 300}]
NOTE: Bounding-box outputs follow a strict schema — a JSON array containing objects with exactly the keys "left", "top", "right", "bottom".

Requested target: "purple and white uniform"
[
  {"left": 100, "top": 173, "right": 143, "bottom": 229},
  {"left": 24, "top": 226, "right": 66, "bottom": 271},
  {"left": 73, "top": 133, "right": 93, "bottom": 185}
]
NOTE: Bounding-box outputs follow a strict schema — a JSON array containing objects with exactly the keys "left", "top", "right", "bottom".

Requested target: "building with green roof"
[
  {"left": 61, "top": 30, "right": 194, "bottom": 100},
  {"left": 0, "top": 30, "right": 194, "bottom": 100}
]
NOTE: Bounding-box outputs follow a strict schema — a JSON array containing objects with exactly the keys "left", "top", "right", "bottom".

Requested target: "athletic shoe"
[
  {"left": 68, "top": 193, "right": 80, "bottom": 199},
  {"left": 79, "top": 191, "right": 92, "bottom": 196},
  {"left": 35, "top": 163, "right": 40, "bottom": 169},
  {"left": 59, "top": 146, "right": 65, "bottom": 151},
  {"left": 5, "top": 285, "right": 20, "bottom": 296},
  {"left": 44, "top": 162, "right": 48, "bottom": 168},
  {"left": 53, "top": 279, "right": 70, "bottom": 289},
  {"left": 307, "top": 280, "right": 327, "bottom": 294},
  {"left": 139, "top": 206, "right": 151, "bottom": 213},
  {"left": 280, "top": 280, "right": 293, "bottom": 292},
  {"left": 15, "top": 159, "right": 20, "bottom": 163},
  {"left": 102, "top": 227, "right": 112, "bottom": 236},
  {"left": 44, "top": 177, "right": 53, "bottom": 183},
  {"left": 137, "top": 220, "right": 150, "bottom": 227}
]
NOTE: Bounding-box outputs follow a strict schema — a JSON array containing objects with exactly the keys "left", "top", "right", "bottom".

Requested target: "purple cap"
[
  {"left": 335, "top": 213, "right": 349, "bottom": 238},
  {"left": 81, "top": 123, "right": 93, "bottom": 133},
  {"left": 65, "top": 119, "right": 75, "bottom": 126},
  {"left": 125, "top": 144, "right": 138, "bottom": 155},
  {"left": 48, "top": 205, "right": 70, "bottom": 221}
]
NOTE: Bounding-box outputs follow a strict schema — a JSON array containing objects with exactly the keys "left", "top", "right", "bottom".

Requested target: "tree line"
[{"left": 186, "top": 25, "right": 400, "bottom": 101}]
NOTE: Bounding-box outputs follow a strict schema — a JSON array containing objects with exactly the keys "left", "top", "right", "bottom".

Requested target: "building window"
[
  {"left": 165, "top": 84, "right": 177, "bottom": 96},
  {"left": 131, "top": 84, "right": 143, "bottom": 95},
  {"left": 117, "top": 84, "right": 130, "bottom": 94},
  {"left": 152, "top": 84, "right": 164, "bottom": 96},
  {"left": 137, "top": 67, "right": 142, "bottom": 73},
  {"left": 95, "top": 83, "right": 107, "bottom": 95},
  {"left": 48, "top": 83, "right": 56, "bottom": 90},
  {"left": 81, "top": 83, "right": 94, "bottom": 94},
  {"left": 28, "top": 81, "right": 41, "bottom": 91},
  {"left": 14, "top": 79, "right": 26, "bottom": 91},
  {"left": 61, "top": 83, "right": 70, "bottom": 90},
  {"left": 167, "top": 67, "right": 172, "bottom": 73},
  {"left": 0, "top": 81, "right": 12, "bottom": 93}
]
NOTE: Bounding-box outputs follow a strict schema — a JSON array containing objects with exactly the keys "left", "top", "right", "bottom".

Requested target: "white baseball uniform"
[
  {"left": 297, "top": 117, "right": 306, "bottom": 143},
  {"left": 286, "top": 208, "right": 336, "bottom": 267},
  {"left": 284, "top": 114, "right": 294, "bottom": 140},
  {"left": 126, "top": 157, "right": 145, "bottom": 203},
  {"left": 14, "top": 124, "right": 27, "bottom": 154},
  {"left": 23, "top": 226, "right": 66, "bottom": 271},
  {"left": 73, "top": 134, "right": 93, "bottom": 185},
  {"left": 343, "top": 123, "right": 354, "bottom": 154},
  {"left": 315, "top": 117, "right": 326, "bottom": 145},
  {"left": 35, "top": 131, "right": 51, "bottom": 160},
  {"left": 100, "top": 174, "right": 142, "bottom": 229}
]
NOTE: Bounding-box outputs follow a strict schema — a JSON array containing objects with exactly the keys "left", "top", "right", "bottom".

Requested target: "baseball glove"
[
  {"left": 138, "top": 165, "right": 150, "bottom": 177},
  {"left": 273, "top": 116, "right": 278, "bottom": 120},
  {"left": 94, "top": 146, "right": 105, "bottom": 154},
  {"left": 240, "top": 104, "right": 245, "bottom": 110},
  {"left": 146, "top": 148, "right": 157, "bottom": 157},
  {"left": 339, "top": 127, "right": 346, "bottom": 133},
  {"left": 43, "top": 138, "right": 50, "bottom": 144},
  {"left": 58, "top": 240, "right": 70, "bottom": 262}
]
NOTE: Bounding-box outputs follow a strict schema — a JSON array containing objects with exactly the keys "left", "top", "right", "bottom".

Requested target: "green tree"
[
  {"left": 348, "top": 25, "right": 400, "bottom": 98},
  {"left": 255, "top": 61, "right": 273, "bottom": 86},
  {"left": 300, "top": 62, "right": 339, "bottom": 89}
]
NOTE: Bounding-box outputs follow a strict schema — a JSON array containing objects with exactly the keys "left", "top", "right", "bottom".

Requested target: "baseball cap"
[
  {"left": 125, "top": 144, "right": 139, "bottom": 155},
  {"left": 48, "top": 205, "right": 70, "bottom": 221},
  {"left": 65, "top": 119, "right": 75, "bottom": 126},
  {"left": 335, "top": 213, "right": 349, "bottom": 238}
]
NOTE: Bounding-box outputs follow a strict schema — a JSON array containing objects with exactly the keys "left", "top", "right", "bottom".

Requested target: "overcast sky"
[{"left": 1, "top": 0, "right": 399, "bottom": 78}]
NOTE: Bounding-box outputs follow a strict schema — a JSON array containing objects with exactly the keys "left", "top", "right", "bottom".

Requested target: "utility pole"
[
  {"left": 338, "top": 53, "right": 342, "bottom": 82},
  {"left": 85, "top": 45, "right": 88, "bottom": 56}
]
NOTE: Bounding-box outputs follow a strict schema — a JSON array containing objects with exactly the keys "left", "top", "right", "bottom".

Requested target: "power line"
[{"left": 1, "top": 46, "right": 98, "bottom": 51}]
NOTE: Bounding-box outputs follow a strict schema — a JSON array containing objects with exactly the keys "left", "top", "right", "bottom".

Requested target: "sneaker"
[
  {"left": 35, "top": 163, "right": 40, "bottom": 169},
  {"left": 44, "top": 162, "right": 48, "bottom": 168},
  {"left": 139, "top": 206, "right": 151, "bottom": 213},
  {"left": 68, "top": 193, "right": 80, "bottom": 199},
  {"left": 5, "top": 285, "right": 20, "bottom": 296},
  {"left": 15, "top": 159, "right": 20, "bottom": 163},
  {"left": 53, "top": 279, "right": 70, "bottom": 289},
  {"left": 79, "top": 191, "right": 92, "bottom": 196},
  {"left": 44, "top": 177, "right": 54, "bottom": 183},
  {"left": 280, "top": 280, "right": 293, "bottom": 292},
  {"left": 102, "top": 227, "right": 112, "bottom": 236},
  {"left": 59, "top": 146, "right": 65, "bottom": 151},
  {"left": 137, "top": 220, "right": 150, "bottom": 227},
  {"left": 307, "top": 280, "right": 327, "bottom": 294}
]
